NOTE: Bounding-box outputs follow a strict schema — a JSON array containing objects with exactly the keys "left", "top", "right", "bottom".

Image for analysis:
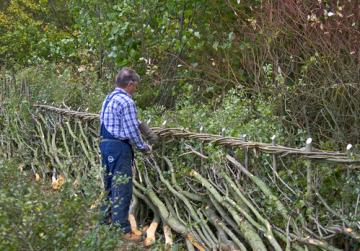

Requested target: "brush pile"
[{"left": 3, "top": 105, "right": 358, "bottom": 251}]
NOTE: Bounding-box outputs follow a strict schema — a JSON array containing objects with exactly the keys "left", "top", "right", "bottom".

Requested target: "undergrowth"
[{"left": 0, "top": 159, "right": 122, "bottom": 251}]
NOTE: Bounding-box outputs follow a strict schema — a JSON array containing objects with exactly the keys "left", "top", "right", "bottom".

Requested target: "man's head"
[{"left": 115, "top": 67, "right": 140, "bottom": 95}]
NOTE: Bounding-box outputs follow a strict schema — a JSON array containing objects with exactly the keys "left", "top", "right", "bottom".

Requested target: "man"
[{"left": 99, "top": 67, "right": 150, "bottom": 241}]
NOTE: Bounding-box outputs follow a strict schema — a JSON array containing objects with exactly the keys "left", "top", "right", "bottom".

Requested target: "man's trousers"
[{"left": 99, "top": 139, "right": 133, "bottom": 233}]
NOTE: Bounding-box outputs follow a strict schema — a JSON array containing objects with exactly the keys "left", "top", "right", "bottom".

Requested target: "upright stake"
[
  {"left": 221, "top": 127, "right": 226, "bottom": 137},
  {"left": 0, "top": 76, "right": 3, "bottom": 102},
  {"left": 271, "top": 135, "right": 277, "bottom": 182},
  {"left": 199, "top": 125, "right": 204, "bottom": 167},
  {"left": 199, "top": 125, "right": 204, "bottom": 133},
  {"left": 161, "top": 120, "right": 167, "bottom": 168},
  {"left": 346, "top": 144, "right": 352, "bottom": 179},
  {"left": 305, "top": 138, "right": 313, "bottom": 203},
  {"left": 346, "top": 144, "right": 353, "bottom": 158},
  {"left": 240, "top": 134, "right": 248, "bottom": 169}
]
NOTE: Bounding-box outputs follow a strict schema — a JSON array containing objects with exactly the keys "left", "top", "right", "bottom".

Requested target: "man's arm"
[
  {"left": 122, "top": 101, "right": 149, "bottom": 151},
  {"left": 139, "top": 121, "right": 159, "bottom": 145}
]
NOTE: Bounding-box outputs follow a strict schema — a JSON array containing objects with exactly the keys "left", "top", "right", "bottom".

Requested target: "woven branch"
[{"left": 34, "top": 104, "right": 360, "bottom": 165}]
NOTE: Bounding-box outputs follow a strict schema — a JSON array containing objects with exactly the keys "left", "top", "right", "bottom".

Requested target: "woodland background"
[{"left": 0, "top": 0, "right": 359, "bottom": 250}]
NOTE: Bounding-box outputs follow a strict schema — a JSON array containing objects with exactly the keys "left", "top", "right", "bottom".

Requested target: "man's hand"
[
  {"left": 141, "top": 144, "right": 152, "bottom": 155},
  {"left": 139, "top": 122, "right": 159, "bottom": 145}
]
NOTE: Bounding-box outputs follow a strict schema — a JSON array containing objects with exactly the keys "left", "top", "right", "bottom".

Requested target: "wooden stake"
[
  {"left": 144, "top": 217, "right": 159, "bottom": 247},
  {"left": 163, "top": 225, "right": 173, "bottom": 250},
  {"left": 271, "top": 135, "right": 277, "bottom": 182},
  {"left": 129, "top": 214, "right": 142, "bottom": 236},
  {"left": 305, "top": 138, "right": 313, "bottom": 203}
]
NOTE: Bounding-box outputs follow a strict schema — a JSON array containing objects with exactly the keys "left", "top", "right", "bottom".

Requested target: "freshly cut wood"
[
  {"left": 163, "top": 225, "right": 173, "bottom": 250},
  {"left": 51, "top": 174, "right": 65, "bottom": 190},
  {"left": 129, "top": 196, "right": 143, "bottom": 236},
  {"left": 129, "top": 214, "right": 142, "bottom": 236},
  {"left": 144, "top": 214, "right": 160, "bottom": 247}
]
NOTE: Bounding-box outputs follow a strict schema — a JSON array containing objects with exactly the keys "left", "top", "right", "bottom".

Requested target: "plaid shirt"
[{"left": 100, "top": 87, "right": 148, "bottom": 151}]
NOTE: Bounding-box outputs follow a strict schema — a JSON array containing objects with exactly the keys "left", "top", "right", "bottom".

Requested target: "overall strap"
[
  {"left": 100, "top": 91, "right": 126, "bottom": 122},
  {"left": 99, "top": 90, "right": 128, "bottom": 138}
]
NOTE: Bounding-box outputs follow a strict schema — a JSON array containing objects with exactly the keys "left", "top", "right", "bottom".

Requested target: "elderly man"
[{"left": 99, "top": 67, "right": 151, "bottom": 241}]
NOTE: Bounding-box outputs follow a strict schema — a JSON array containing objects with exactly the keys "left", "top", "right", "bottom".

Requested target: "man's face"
[{"left": 128, "top": 81, "right": 138, "bottom": 95}]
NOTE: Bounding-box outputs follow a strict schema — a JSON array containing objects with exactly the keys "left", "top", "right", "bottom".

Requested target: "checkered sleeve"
[{"left": 122, "top": 100, "right": 148, "bottom": 151}]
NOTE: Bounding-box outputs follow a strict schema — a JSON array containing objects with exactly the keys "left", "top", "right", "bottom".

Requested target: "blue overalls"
[{"left": 99, "top": 91, "right": 134, "bottom": 233}]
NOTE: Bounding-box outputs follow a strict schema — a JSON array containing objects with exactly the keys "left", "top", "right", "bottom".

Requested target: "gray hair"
[{"left": 115, "top": 67, "right": 140, "bottom": 87}]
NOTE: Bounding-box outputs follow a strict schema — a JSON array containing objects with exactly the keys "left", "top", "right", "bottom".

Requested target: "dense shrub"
[{"left": 0, "top": 160, "right": 121, "bottom": 251}]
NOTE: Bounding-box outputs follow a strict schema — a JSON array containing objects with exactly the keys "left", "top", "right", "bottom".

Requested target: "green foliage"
[
  {"left": 0, "top": 160, "right": 120, "bottom": 251},
  {"left": 0, "top": 0, "right": 77, "bottom": 66},
  {"left": 0, "top": 2, "right": 359, "bottom": 250},
  {"left": 2, "top": 1, "right": 359, "bottom": 148},
  {"left": 13, "top": 65, "right": 110, "bottom": 111},
  {"left": 141, "top": 88, "right": 283, "bottom": 144}
]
